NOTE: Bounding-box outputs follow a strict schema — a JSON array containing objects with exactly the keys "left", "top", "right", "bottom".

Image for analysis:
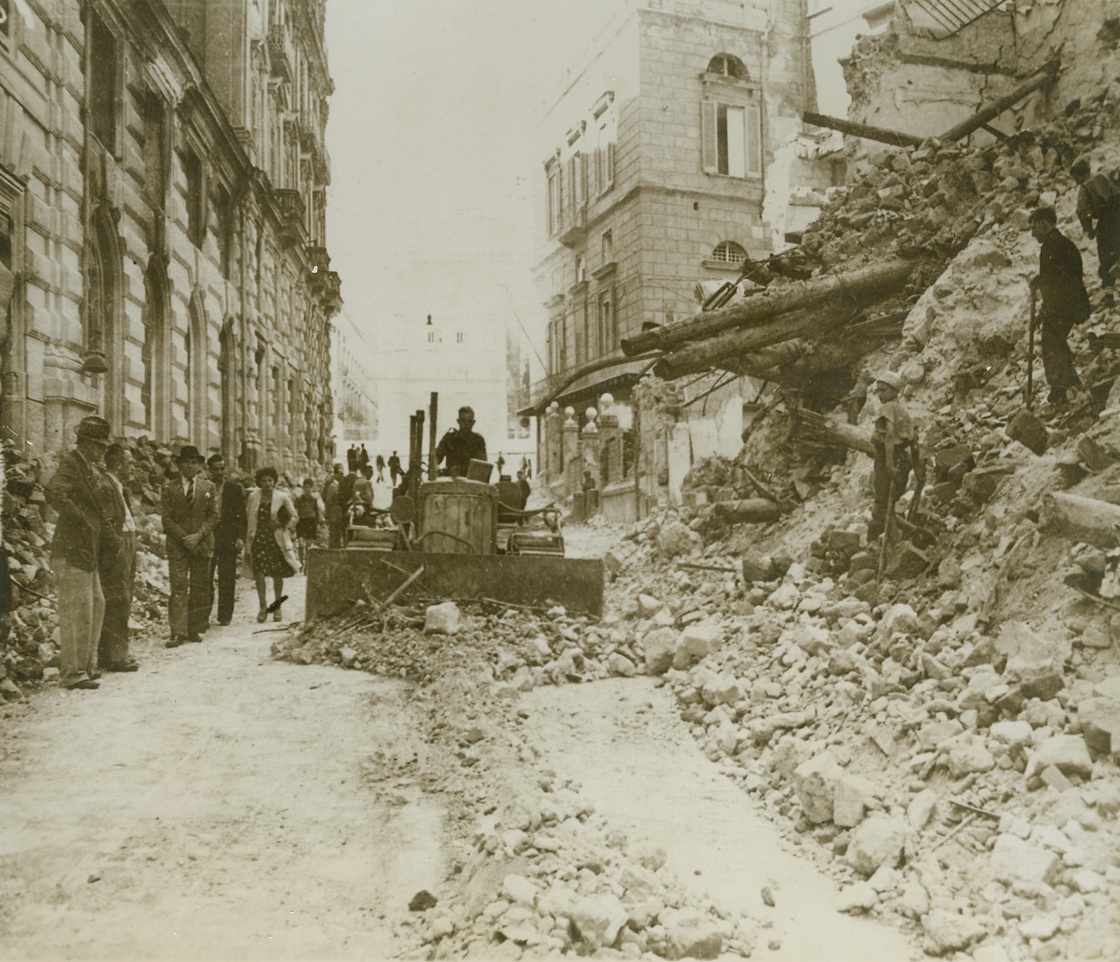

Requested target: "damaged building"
[{"left": 0, "top": 0, "right": 339, "bottom": 473}]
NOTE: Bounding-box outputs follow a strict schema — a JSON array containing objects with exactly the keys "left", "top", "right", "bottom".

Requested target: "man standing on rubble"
[
  {"left": 435, "top": 406, "right": 487, "bottom": 478},
  {"left": 869, "top": 372, "right": 916, "bottom": 540},
  {"left": 97, "top": 444, "right": 139, "bottom": 672},
  {"left": 1029, "top": 206, "right": 1090, "bottom": 407},
  {"left": 1071, "top": 157, "right": 1120, "bottom": 288}
]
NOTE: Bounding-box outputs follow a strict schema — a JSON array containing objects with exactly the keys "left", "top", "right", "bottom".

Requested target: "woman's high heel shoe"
[
  {"left": 257, "top": 609, "right": 267, "bottom": 623},
  {"left": 272, "top": 607, "right": 282, "bottom": 622}
]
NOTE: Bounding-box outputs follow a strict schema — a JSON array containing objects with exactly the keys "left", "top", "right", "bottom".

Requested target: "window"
[
  {"left": 546, "top": 162, "right": 561, "bottom": 236},
  {"left": 707, "top": 54, "right": 748, "bottom": 80},
  {"left": 710, "top": 241, "right": 747, "bottom": 266},
  {"left": 702, "top": 100, "right": 761, "bottom": 179},
  {"left": 601, "top": 231, "right": 613, "bottom": 264},
  {"left": 575, "top": 256, "right": 585, "bottom": 284},
  {"left": 548, "top": 315, "right": 567, "bottom": 374},
  {"left": 566, "top": 151, "right": 586, "bottom": 222},
  {"left": 456, "top": 331, "right": 464, "bottom": 344},
  {"left": 89, "top": 13, "right": 120, "bottom": 151},
  {"left": 183, "top": 150, "right": 204, "bottom": 247},
  {"left": 597, "top": 288, "right": 615, "bottom": 354},
  {"left": 215, "top": 183, "right": 233, "bottom": 279},
  {"left": 142, "top": 96, "right": 168, "bottom": 211}
]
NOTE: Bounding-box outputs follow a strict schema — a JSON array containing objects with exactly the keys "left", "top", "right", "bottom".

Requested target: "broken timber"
[
  {"left": 622, "top": 258, "right": 916, "bottom": 357},
  {"left": 802, "top": 111, "right": 925, "bottom": 148},
  {"left": 1041, "top": 493, "right": 1120, "bottom": 549},
  {"left": 705, "top": 498, "right": 782, "bottom": 526},
  {"left": 794, "top": 408, "right": 876, "bottom": 456},
  {"left": 940, "top": 59, "right": 1060, "bottom": 142}
]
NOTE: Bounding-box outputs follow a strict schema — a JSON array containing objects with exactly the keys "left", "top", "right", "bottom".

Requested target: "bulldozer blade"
[{"left": 305, "top": 548, "right": 605, "bottom": 619}]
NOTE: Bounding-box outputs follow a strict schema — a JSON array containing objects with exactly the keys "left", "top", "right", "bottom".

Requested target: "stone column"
[
  {"left": 562, "top": 406, "right": 580, "bottom": 498},
  {"left": 544, "top": 402, "right": 562, "bottom": 483},
  {"left": 597, "top": 393, "right": 620, "bottom": 486},
  {"left": 580, "top": 406, "right": 600, "bottom": 516}
]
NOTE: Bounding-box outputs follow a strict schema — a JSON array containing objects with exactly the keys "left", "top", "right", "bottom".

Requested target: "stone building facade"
[
  {"left": 0, "top": 0, "right": 339, "bottom": 475},
  {"left": 330, "top": 309, "right": 378, "bottom": 458},
  {"left": 529, "top": 0, "right": 814, "bottom": 511}
]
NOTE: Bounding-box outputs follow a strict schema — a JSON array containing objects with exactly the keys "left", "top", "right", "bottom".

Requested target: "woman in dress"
[{"left": 245, "top": 466, "right": 299, "bottom": 622}]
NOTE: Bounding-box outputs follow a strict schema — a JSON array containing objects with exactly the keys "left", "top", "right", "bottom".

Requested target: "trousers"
[
  {"left": 168, "top": 541, "right": 211, "bottom": 637},
  {"left": 871, "top": 445, "right": 912, "bottom": 540},
  {"left": 98, "top": 533, "right": 136, "bottom": 668},
  {"left": 210, "top": 547, "right": 239, "bottom": 624},
  {"left": 1039, "top": 306, "right": 1080, "bottom": 396},
  {"left": 55, "top": 557, "right": 105, "bottom": 687},
  {"left": 1096, "top": 205, "right": 1120, "bottom": 286}
]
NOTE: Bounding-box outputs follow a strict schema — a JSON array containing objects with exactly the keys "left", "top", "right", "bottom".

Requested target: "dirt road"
[
  {"left": 0, "top": 576, "right": 442, "bottom": 961},
  {"left": 1, "top": 567, "right": 917, "bottom": 961}
]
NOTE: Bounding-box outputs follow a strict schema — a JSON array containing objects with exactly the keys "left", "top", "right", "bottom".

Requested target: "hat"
[
  {"left": 176, "top": 444, "right": 205, "bottom": 464},
  {"left": 874, "top": 371, "right": 902, "bottom": 390},
  {"left": 458, "top": 406, "right": 475, "bottom": 419},
  {"left": 74, "top": 415, "right": 111, "bottom": 445}
]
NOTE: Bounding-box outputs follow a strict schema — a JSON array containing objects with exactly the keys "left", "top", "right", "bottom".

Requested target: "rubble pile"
[
  {"left": 408, "top": 783, "right": 754, "bottom": 960},
  {"left": 1, "top": 440, "right": 176, "bottom": 697},
  {"left": 617, "top": 547, "right": 1120, "bottom": 959},
  {"left": 277, "top": 599, "right": 649, "bottom": 690}
]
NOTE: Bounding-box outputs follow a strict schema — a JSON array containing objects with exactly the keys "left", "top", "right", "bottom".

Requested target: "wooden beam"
[
  {"left": 940, "top": 60, "right": 1060, "bottom": 143},
  {"left": 802, "top": 111, "right": 925, "bottom": 148}
]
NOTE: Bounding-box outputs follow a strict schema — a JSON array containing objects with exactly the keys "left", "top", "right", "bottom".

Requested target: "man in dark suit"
[
  {"left": 206, "top": 453, "right": 247, "bottom": 626},
  {"left": 44, "top": 415, "right": 111, "bottom": 690},
  {"left": 97, "top": 443, "right": 139, "bottom": 672},
  {"left": 161, "top": 445, "right": 218, "bottom": 646}
]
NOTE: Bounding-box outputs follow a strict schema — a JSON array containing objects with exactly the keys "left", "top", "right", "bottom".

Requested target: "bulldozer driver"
[{"left": 436, "top": 406, "right": 488, "bottom": 478}]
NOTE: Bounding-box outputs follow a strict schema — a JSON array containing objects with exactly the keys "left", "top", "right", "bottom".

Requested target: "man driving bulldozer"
[{"left": 436, "top": 405, "right": 488, "bottom": 477}]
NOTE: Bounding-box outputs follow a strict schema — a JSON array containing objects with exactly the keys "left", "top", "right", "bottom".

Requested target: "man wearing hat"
[
  {"left": 161, "top": 445, "right": 218, "bottom": 646},
  {"left": 435, "top": 405, "right": 488, "bottom": 478},
  {"left": 44, "top": 415, "right": 112, "bottom": 690},
  {"left": 1071, "top": 157, "right": 1120, "bottom": 288},
  {"left": 869, "top": 371, "right": 917, "bottom": 540}
]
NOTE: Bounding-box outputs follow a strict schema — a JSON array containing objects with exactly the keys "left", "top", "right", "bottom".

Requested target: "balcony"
[
  {"left": 273, "top": 188, "right": 306, "bottom": 246},
  {"left": 268, "top": 25, "right": 294, "bottom": 82},
  {"left": 305, "top": 244, "right": 330, "bottom": 290},
  {"left": 557, "top": 205, "right": 587, "bottom": 249},
  {"left": 321, "top": 271, "right": 342, "bottom": 314}
]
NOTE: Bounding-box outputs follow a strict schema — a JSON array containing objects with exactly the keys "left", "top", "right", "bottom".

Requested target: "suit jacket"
[
  {"left": 45, "top": 449, "right": 106, "bottom": 571},
  {"left": 97, "top": 473, "right": 133, "bottom": 566},
  {"left": 212, "top": 479, "right": 248, "bottom": 550},
  {"left": 161, "top": 475, "right": 218, "bottom": 557}
]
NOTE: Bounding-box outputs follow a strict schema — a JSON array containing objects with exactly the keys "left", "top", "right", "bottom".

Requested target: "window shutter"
[
  {"left": 606, "top": 142, "right": 615, "bottom": 187},
  {"left": 747, "top": 103, "right": 762, "bottom": 179},
  {"left": 589, "top": 147, "right": 599, "bottom": 198},
  {"left": 701, "top": 101, "right": 718, "bottom": 172}
]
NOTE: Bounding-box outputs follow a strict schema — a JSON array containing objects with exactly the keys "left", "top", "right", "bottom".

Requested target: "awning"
[{"left": 519, "top": 356, "right": 657, "bottom": 418}]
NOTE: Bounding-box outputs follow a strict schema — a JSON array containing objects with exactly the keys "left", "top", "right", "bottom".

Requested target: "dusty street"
[
  {"left": 0, "top": 558, "right": 924, "bottom": 961},
  {"left": 0, "top": 576, "right": 445, "bottom": 961}
]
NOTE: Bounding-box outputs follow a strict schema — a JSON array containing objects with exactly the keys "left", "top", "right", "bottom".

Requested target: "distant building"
[
  {"left": 0, "top": 0, "right": 339, "bottom": 475},
  {"left": 528, "top": 0, "right": 816, "bottom": 424},
  {"left": 330, "top": 311, "right": 378, "bottom": 458}
]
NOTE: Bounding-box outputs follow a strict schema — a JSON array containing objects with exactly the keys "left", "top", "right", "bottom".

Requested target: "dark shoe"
[
  {"left": 218, "top": 619, "right": 232, "bottom": 626},
  {"left": 257, "top": 609, "right": 267, "bottom": 623},
  {"left": 105, "top": 661, "right": 140, "bottom": 672},
  {"left": 166, "top": 636, "right": 186, "bottom": 648},
  {"left": 89, "top": 670, "right": 103, "bottom": 680},
  {"left": 65, "top": 679, "right": 100, "bottom": 690},
  {"left": 186, "top": 634, "right": 202, "bottom": 644}
]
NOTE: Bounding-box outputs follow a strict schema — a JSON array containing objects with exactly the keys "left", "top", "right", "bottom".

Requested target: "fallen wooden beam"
[
  {"left": 1041, "top": 492, "right": 1120, "bottom": 549},
  {"left": 705, "top": 498, "right": 782, "bottom": 526},
  {"left": 941, "top": 60, "right": 1060, "bottom": 142},
  {"left": 622, "top": 259, "right": 918, "bottom": 356},
  {"left": 802, "top": 111, "right": 925, "bottom": 148},
  {"left": 794, "top": 409, "right": 876, "bottom": 456}
]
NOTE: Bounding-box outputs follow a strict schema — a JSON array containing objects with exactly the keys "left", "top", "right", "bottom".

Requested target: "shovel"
[{"left": 1006, "top": 286, "right": 1049, "bottom": 455}]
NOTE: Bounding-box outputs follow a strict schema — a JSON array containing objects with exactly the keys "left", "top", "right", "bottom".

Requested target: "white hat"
[{"left": 875, "top": 371, "right": 902, "bottom": 390}]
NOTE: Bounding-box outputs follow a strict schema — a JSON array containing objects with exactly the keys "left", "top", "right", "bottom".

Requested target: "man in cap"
[
  {"left": 161, "top": 445, "right": 218, "bottom": 646},
  {"left": 97, "top": 443, "right": 140, "bottom": 672},
  {"left": 206, "top": 453, "right": 247, "bottom": 626},
  {"left": 1071, "top": 157, "right": 1120, "bottom": 288},
  {"left": 1029, "top": 206, "right": 1090, "bottom": 406},
  {"left": 435, "top": 405, "right": 488, "bottom": 478},
  {"left": 869, "top": 371, "right": 917, "bottom": 540},
  {"left": 44, "top": 415, "right": 112, "bottom": 690}
]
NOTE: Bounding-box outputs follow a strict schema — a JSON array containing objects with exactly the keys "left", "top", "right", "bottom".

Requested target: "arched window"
[
  {"left": 187, "top": 291, "right": 209, "bottom": 443},
  {"left": 86, "top": 205, "right": 123, "bottom": 430},
  {"left": 142, "top": 255, "right": 170, "bottom": 437},
  {"left": 710, "top": 241, "right": 747, "bottom": 266},
  {"left": 707, "top": 54, "right": 748, "bottom": 80}
]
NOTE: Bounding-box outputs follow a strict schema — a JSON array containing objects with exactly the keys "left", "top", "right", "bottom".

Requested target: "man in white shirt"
[{"left": 98, "top": 443, "right": 139, "bottom": 672}]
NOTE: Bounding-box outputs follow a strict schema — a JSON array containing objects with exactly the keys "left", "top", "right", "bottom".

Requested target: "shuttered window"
[{"left": 702, "top": 100, "right": 762, "bottom": 179}]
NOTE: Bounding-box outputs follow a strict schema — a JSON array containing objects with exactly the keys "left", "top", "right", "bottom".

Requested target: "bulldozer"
[{"left": 304, "top": 394, "right": 604, "bottom": 619}]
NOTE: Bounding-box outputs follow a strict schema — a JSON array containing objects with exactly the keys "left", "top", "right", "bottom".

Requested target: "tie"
[{"left": 187, "top": 479, "right": 194, "bottom": 502}]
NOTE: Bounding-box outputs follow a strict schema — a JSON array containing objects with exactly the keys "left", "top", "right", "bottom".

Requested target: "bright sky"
[{"left": 324, "top": 0, "right": 621, "bottom": 366}]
